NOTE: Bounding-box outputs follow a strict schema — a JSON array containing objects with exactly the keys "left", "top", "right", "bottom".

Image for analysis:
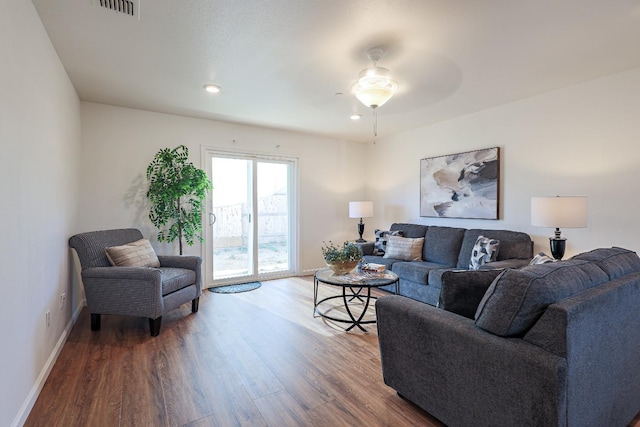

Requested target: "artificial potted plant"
[
  {"left": 321, "top": 241, "right": 363, "bottom": 275},
  {"left": 146, "top": 145, "right": 213, "bottom": 255}
]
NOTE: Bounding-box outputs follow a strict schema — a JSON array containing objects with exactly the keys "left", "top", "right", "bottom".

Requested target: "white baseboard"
[{"left": 11, "top": 300, "right": 85, "bottom": 427}]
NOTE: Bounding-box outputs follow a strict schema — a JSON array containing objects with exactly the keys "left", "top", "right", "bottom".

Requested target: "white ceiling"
[{"left": 32, "top": 0, "right": 640, "bottom": 142}]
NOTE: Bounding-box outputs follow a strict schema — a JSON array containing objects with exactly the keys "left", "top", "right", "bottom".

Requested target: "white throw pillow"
[
  {"left": 105, "top": 238, "right": 160, "bottom": 268},
  {"left": 383, "top": 236, "right": 424, "bottom": 261}
]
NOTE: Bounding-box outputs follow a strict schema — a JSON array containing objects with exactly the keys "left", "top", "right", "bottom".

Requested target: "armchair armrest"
[
  {"left": 158, "top": 255, "right": 202, "bottom": 270},
  {"left": 157, "top": 255, "right": 203, "bottom": 295},
  {"left": 82, "top": 266, "right": 162, "bottom": 281},
  {"left": 81, "top": 266, "right": 164, "bottom": 318}
]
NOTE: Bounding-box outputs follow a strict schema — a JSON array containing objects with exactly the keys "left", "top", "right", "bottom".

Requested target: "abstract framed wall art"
[{"left": 420, "top": 147, "right": 500, "bottom": 219}]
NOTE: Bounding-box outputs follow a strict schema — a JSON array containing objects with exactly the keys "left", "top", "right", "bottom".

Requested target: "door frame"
[{"left": 201, "top": 146, "right": 300, "bottom": 288}]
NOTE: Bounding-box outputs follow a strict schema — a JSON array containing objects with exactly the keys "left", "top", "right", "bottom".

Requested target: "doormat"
[{"left": 207, "top": 282, "right": 262, "bottom": 294}]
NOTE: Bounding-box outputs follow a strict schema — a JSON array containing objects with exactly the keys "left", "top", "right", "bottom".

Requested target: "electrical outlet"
[
  {"left": 46, "top": 311, "right": 50, "bottom": 328},
  {"left": 60, "top": 292, "right": 67, "bottom": 309}
]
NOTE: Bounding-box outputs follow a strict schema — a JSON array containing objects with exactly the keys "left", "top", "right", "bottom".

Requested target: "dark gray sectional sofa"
[
  {"left": 362, "top": 223, "right": 533, "bottom": 305},
  {"left": 376, "top": 247, "right": 640, "bottom": 426}
]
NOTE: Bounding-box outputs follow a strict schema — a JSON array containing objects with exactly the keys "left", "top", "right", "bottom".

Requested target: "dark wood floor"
[
  {"left": 25, "top": 276, "right": 640, "bottom": 427},
  {"left": 25, "top": 277, "right": 444, "bottom": 427}
]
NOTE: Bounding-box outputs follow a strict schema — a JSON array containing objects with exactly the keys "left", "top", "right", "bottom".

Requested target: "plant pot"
[{"left": 326, "top": 260, "right": 359, "bottom": 275}]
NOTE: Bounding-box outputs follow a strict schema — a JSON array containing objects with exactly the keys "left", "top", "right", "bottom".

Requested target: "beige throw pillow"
[
  {"left": 383, "top": 236, "right": 424, "bottom": 261},
  {"left": 105, "top": 239, "right": 160, "bottom": 268}
]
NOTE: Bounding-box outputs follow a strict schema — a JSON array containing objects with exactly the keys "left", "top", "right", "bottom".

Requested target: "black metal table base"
[{"left": 313, "top": 274, "right": 399, "bottom": 332}]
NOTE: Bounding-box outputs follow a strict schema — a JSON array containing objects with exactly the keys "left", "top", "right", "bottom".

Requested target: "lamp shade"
[
  {"left": 531, "top": 196, "right": 588, "bottom": 228},
  {"left": 349, "top": 201, "right": 374, "bottom": 218}
]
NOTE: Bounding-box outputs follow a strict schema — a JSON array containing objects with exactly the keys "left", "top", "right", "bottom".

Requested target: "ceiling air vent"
[{"left": 92, "top": 0, "right": 139, "bottom": 19}]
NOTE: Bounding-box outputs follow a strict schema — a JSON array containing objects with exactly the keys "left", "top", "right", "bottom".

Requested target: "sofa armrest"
[
  {"left": 438, "top": 269, "right": 503, "bottom": 318},
  {"left": 352, "top": 242, "right": 375, "bottom": 256},
  {"left": 375, "top": 295, "right": 566, "bottom": 427},
  {"left": 479, "top": 258, "right": 530, "bottom": 270}
]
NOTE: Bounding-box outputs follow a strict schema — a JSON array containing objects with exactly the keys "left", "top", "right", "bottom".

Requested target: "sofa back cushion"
[
  {"left": 474, "top": 259, "right": 610, "bottom": 336},
  {"left": 390, "top": 223, "right": 428, "bottom": 239},
  {"left": 571, "top": 247, "right": 640, "bottom": 280},
  {"left": 457, "top": 229, "right": 533, "bottom": 268},
  {"left": 423, "top": 226, "right": 465, "bottom": 265}
]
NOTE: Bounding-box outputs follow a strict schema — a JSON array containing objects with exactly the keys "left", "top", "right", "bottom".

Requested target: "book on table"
[{"left": 362, "top": 262, "right": 386, "bottom": 272}]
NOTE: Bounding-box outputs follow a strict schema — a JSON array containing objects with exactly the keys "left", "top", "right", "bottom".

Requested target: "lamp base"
[
  {"left": 549, "top": 237, "right": 566, "bottom": 260},
  {"left": 356, "top": 220, "right": 365, "bottom": 242}
]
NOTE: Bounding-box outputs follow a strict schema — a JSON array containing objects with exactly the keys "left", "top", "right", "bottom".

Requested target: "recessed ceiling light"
[
  {"left": 203, "top": 84, "right": 221, "bottom": 93},
  {"left": 350, "top": 114, "right": 362, "bottom": 120}
]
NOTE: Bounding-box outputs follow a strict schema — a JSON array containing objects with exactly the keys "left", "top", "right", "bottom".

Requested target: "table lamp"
[
  {"left": 349, "top": 201, "right": 374, "bottom": 243},
  {"left": 531, "top": 196, "right": 588, "bottom": 260}
]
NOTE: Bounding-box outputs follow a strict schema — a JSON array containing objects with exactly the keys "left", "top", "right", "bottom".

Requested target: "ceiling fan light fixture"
[
  {"left": 352, "top": 80, "right": 397, "bottom": 109},
  {"left": 352, "top": 48, "right": 398, "bottom": 109},
  {"left": 358, "top": 65, "right": 393, "bottom": 87}
]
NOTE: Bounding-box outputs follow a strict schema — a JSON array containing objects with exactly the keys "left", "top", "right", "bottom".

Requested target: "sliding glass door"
[{"left": 203, "top": 149, "right": 297, "bottom": 287}]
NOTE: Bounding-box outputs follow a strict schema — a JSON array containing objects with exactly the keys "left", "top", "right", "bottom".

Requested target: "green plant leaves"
[
  {"left": 321, "top": 241, "right": 363, "bottom": 263},
  {"left": 146, "top": 145, "right": 213, "bottom": 254}
]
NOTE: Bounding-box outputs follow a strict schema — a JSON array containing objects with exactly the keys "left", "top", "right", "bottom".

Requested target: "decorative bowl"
[{"left": 326, "top": 260, "right": 359, "bottom": 275}]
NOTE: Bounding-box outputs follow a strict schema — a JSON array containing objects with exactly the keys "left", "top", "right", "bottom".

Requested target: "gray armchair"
[{"left": 69, "top": 228, "right": 202, "bottom": 336}]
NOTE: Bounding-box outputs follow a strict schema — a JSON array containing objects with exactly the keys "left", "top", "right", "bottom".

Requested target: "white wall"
[
  {"left": 0, "top": 1, "right": 81, "bottom": 426},
  {"left": 366, "top": 67, "right": 640, "bottom": 258},
  {"left": 79, "top": 102, "right": 368, "bottom": 274}
]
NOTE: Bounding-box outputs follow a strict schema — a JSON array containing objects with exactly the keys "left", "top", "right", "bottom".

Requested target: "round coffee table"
[{"left": 313, "top": 268, "right": 399, "bottom": 332}]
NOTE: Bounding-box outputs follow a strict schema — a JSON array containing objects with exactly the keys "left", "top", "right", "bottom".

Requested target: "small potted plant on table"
[{"left": 322, "top": 241, "right": 363, "bottom": 275}]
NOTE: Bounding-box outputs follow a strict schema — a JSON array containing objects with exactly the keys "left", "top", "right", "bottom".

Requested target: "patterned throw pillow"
[
  {"left": 105, "top": 238, "right": 160, "bottom": 268},
  {"left": 374, "top": 229, "right": 405, "bottom": 255},
  {"left": 469, "top": 236, "right": 500, "bottom": 270},
  {"left": 529, "top": 252, "right": 556, "bottom": 265},
  {"left": 383, "top": 236, "right": 424, "bottom": 261}
]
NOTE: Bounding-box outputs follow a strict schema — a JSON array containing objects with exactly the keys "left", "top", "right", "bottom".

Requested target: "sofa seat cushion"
[
  {"left": 159, "top": 267, "right": 196, "bottom": 295},
  {"left": 392, "top": 261, "right": 452, "bottom": 284},
  {"left": 571, "top": 247, "right": 640, "bottom": 280},
  {"left": 475, "top": 259, "right": 610, "bottom": 336}
]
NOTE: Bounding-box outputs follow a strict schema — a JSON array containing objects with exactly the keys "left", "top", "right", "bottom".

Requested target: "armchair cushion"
[
  {"left": 105, "top": 238, "right": 160, "bottom": 268},
  {"left": 159, "top": 267, "right": 197, "bottom": 295}
]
